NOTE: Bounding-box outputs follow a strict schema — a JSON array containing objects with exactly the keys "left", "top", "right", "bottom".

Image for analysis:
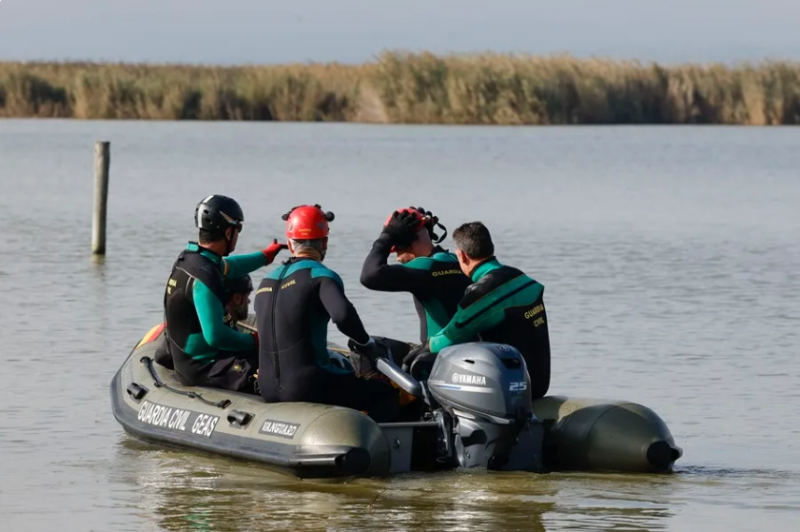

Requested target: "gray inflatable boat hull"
[{"left": 111, "top": 328, "right": 682, "bottom": 477}]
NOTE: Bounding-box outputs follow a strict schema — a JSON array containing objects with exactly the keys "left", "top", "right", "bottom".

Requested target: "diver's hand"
[
  {"left": 402, "top": 343, "right": 430, "bottom": 372},
  {"left": 381, "top": 211, "right": 420, "bottom": 249},
  {"left": 348, "top": 336, "right": 392, "bottom": 363},
  {"left": 347, "top": 337, "right": 389, "bottom": 378},
  {"left": 412, "top": 206, "right": 433, "bottom": 218},
  {"left": 262, "top": 239, "right": 288, "bottom": 263}
]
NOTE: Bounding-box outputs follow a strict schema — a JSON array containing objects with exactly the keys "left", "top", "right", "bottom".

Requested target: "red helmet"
[{"left": 282, "top": 204, "right": 335, "bottom": 240}]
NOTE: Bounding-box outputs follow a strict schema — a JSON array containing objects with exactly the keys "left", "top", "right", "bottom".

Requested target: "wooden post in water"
[{"left": 92, "top": 141, "right": 110, "bottom": 255}]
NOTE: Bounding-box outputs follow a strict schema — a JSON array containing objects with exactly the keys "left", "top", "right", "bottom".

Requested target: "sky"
[{"left": 1, "top": 0, "right": 798, "bottom": 65}]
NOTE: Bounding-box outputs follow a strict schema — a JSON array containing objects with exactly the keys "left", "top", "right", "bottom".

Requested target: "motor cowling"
[
  {"left": 428, "top": 342, "right": 533, "bottom": 421},
  {"left": 427, "top": 343, "right": 543, "bottom": 472}
]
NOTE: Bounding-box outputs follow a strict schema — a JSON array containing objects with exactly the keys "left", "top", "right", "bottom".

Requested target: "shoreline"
[{"left": 2, "top": 52, "right": 799, "bottom": 125}]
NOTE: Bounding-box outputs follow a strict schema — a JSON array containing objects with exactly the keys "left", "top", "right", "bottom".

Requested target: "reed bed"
[{"left": 2, "top": 52, "right": 799, "bottom": 124}]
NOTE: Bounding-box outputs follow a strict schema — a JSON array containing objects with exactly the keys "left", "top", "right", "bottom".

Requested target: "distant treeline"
[{"left": 1, "top": 52, "right": 800, "bottom": 124}]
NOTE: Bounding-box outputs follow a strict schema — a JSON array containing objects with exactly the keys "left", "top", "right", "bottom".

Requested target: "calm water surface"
[{"left": 0, "top": 121, "right": 798, "bottom": 531}]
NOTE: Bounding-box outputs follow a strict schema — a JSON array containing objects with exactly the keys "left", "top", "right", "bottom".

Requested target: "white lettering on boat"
[
  {"left": 191, "top": 414, "right": 219, "bottom": 437},
  {"left": 259, "top": 420, "right": 301, "bottom": 439},
  {"left": 137, "top": 400, "right": 215, "bottom": 436}
]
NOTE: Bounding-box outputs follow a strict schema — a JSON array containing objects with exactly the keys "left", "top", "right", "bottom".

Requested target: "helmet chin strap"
[
  {"left": 224, "top": 233, "right": 232, "bottom": 256},
  {"left": 223, "top": 225, "right": 236, "bottom": 256},
  {"left": 430, "top": 221, "right": 447, "bottom": 244},
  {"left": 412, "top": 206, "right": 447, "bottom": 245}
]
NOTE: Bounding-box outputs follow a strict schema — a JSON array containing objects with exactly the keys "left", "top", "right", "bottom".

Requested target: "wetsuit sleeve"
[
  {"left": 428, "top": 305, "right": 504, "bottom": 353},
  {"left": 318, "top": 277, "right": 371, "bottom": 344},
  {"left": 193, "top": 279, "right": 256, "bottom": 351},
  {"left": 222, "top": 251, "right": 268, "bottom": 279},
  {"left": 359, "top": 234, "right": 433, "bottom": 293}
]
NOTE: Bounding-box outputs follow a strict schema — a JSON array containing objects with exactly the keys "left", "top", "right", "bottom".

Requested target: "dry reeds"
[{"left": 2, "top": 52, "right": 799, "bottom": 124}]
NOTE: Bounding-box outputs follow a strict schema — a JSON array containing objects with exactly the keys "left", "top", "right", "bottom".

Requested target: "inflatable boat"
[{"left": 110, "top": 323, "right": 682, "bottom": 478}]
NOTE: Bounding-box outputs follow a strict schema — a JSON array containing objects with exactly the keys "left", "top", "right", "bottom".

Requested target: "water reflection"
[{"left": 113, "top": 436, "right": 687, "bottom": 531}]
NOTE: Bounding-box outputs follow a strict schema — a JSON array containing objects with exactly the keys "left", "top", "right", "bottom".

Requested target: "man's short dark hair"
[
  {"left": 199, "top": 228, "right": 224, "bottom": 244},
  {"left": 452, "top": 222, "right": 494, "bottom": 259}
]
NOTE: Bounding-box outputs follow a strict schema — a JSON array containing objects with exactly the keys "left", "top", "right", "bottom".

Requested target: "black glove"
[
  {"left": 402, "top": 343, "right": 431, "bottom": 372},
  {"left": 413, "top": 205, "right": 433, "bottom": 218},
  {"left": 347, "top": 337, "right": 392, "bottom": 377},
  {"left": 381, "top": 210, "right": 420, "bottom": 249}
]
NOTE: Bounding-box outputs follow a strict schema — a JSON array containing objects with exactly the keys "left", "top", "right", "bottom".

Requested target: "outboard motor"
[{"left": 426, "top": 343, "right": 544, "bottom": 472}]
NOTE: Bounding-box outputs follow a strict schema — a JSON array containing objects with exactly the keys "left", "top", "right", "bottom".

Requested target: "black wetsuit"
[
  {"left": 254, "top": 257, "right": 399, "bottom": 422},
  {"left": 162, "top": 243, "right": 265, "bottom": 392},
  {"left": 360, "top": 238, "right": 472, "bottom": 344},
  {"left": 155, "top": 305, "right": 244, "bottom": 370},
  {"left": 429, "top": 258, "right": 551, "bottom": 398}
]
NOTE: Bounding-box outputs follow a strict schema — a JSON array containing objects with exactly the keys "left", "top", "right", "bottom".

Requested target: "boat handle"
[
  {"left": 126, "top": 382, "right": 148, "bottom": 401},
  {"left": 227, "top": 410, "right": 253, "bottom": 427}
]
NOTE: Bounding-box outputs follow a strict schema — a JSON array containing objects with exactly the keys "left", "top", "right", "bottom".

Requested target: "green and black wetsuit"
[
  {"left": 360, "top": 236, "right": 472, "bottom": 344},
  {"left": 254, "top": 257, "right": 399, "bottom": 422},
  {"left": 164, "top": 242, "right": 267, "bottom": 391},
  {"left": 428, "top": 258, "right": 551, "bottom": 398}
]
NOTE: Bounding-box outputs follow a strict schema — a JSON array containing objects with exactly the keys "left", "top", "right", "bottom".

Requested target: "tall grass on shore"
[{"left": 2, "top": 52, "right": 800, "bottom": 124}]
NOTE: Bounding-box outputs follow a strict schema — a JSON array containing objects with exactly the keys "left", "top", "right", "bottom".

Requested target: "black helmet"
[
  {"left": 194, "top": 195, "right": 244, "bottom": 234},
  {"left": 224, "top": 274, "right": 253, "bottom": 301}
]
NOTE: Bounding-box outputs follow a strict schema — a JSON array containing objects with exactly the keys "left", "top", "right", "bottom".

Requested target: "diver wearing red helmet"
[
  {"left": 359, "top": 206, "right": 471, "bottom": 366},
  {"left": 253, "top": 205, "right": 399, "bottom": 422}
]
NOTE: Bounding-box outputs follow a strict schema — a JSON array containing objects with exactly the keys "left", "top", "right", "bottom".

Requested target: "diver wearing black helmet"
[{"left": 162, "top": 195, "right": 287, "bottom": 393}]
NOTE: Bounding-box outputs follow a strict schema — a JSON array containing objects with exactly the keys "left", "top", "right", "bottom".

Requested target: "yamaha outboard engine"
[{"left": 427, "top": 343, "right": 544, "bottom": 472}]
